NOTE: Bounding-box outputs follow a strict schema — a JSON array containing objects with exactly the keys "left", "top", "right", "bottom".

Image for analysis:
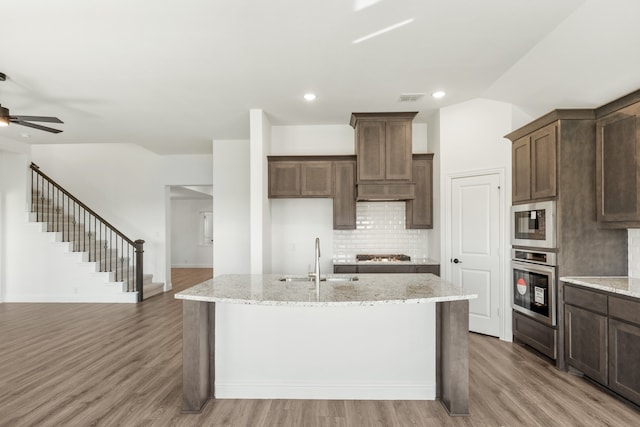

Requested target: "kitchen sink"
[{"left": 279, "top": 275, "right": 359, "bottom": 282}]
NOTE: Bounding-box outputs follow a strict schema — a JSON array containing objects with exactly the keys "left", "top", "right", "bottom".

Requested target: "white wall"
[
  {"left": 271, "top": 198, "right": 334, "bottom": 275},
  {"left": 0, "top": 150, "right": 26, "bottom": 302},
  {"left": 213, "top": 139, "right": 250, "bottom": 276},
  {"left": 437, "top": 98, "right": 521, "bottom": 341},
  {"left": 249, "top": 110, "right": 272, "bottom": 274},
  {"left": 170, "top": 198, "right": 213, "bottom": 268},
  {"left": 30, "top": 144, "right": 212, "bottom": 285}
]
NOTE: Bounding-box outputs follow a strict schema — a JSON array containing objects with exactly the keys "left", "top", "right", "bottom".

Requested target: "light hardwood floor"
[{"left": 1, "top": 268, "right": 639, "bottom": 426}]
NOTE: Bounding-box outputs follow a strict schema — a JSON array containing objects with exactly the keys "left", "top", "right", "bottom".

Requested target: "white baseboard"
[
  {"left": 214, "top": 381, "right": 436, "bottom": 400},
  {"left": 3, "top": 292, "right": 138, "bottom": 303}
]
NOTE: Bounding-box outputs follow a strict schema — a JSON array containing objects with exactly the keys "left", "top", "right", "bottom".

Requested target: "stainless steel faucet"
[{"left": 314, "top": 237, "right": 321, "bottom": 296}]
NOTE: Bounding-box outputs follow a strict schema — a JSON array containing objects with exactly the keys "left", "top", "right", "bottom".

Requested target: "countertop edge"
[
  {"left": 560, "top": 276, "right": 640, "bottom": 300},
  {"left": 174, "top": 293, "right": 478, "bottom": 306}
]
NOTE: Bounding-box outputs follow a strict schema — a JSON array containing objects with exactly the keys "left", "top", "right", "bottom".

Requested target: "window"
[{"left": 200, "top": 211, "right": 213, "bottom": 246}]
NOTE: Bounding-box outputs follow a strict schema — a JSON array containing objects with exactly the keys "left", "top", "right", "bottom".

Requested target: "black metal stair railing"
[{"left": 30, "top": 163, "right": 145, "bottom": 302}]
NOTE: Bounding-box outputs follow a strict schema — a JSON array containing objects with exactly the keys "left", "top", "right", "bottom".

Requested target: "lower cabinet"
[
  {"left": 513, "top": 310, "right": 556, "bottom": 359},
  {"left": 565, "top": 304, "right": 608, "bottom": 384},
  {"left": 608, "top": 319, "right": 640, "bottom": 403},
  {"left": 562, "top": 283, "right": 640, "bottom": 406}
]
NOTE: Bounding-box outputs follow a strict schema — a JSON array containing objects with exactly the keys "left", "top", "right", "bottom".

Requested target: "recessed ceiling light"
[
  {"left": 432, "top": 91, "right": 446, "bottom": 99},
  {"left": 304, "top": 93, "right": 317, "bottom": 101}
]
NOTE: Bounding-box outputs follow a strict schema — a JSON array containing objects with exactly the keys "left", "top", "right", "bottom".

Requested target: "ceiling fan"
[{"left": 0, "top": 72, "right": 64, "bottom": 134}]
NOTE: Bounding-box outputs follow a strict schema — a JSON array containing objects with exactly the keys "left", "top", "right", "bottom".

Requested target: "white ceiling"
[{"left": 1, "top": 0, "right": 640, "bottom": 154}]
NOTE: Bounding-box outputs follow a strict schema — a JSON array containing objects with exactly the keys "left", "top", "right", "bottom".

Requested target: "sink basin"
[{"left": 278, "top": 275, "right": 359, "bottom": 282}]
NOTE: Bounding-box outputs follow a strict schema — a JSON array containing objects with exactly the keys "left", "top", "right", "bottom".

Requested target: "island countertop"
[{"left": 174, "top": 273, "right": 477, "bottom": 307}]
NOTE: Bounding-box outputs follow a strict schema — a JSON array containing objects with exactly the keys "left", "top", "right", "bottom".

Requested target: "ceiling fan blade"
[
  {"left": 11, "top": 115, "right": 63, "bottom": 123},
  {"left": 12, "top": 120, "right": 63, "bottom": 134}
]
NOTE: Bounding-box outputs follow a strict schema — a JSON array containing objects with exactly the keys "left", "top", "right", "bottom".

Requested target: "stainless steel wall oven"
[{"left": 512, "top": 249, "right": 557, "bottom": 326}]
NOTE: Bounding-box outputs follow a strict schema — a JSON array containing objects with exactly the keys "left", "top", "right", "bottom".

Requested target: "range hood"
[{"left": 356, "top": 183, "right": 415, "bottom": 201}]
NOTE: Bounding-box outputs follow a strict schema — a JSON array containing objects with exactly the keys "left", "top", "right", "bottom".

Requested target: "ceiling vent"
[{"left": 398, "top": 93, "right": 425, "bottom": 102}]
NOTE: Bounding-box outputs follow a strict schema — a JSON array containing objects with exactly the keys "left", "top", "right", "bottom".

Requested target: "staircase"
[{"left": 29, "top": 163, "right": 164, "bottom": 302}]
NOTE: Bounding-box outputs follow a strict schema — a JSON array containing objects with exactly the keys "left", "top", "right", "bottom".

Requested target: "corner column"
[
  {"left": 182, "top": 300, "right": 215, "bottom": 413},
  {"left": 436, "top": 299, "right": 470, "bottom": 416}
]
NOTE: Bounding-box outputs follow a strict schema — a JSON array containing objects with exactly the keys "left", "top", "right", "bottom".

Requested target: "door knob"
[{"left": 452, "top": 258, "right": 462, "bottom": 264}]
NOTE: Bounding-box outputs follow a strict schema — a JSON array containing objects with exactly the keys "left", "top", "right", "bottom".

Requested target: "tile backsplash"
[
  {"left": 629, "top": 229, "right": 640, "bottom": 278},
  {"left": 332, "top": 202, "right": 429, "bottom": 262}
]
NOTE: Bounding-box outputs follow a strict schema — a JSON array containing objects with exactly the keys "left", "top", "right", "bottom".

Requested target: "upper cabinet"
[
  {"left": 268, "top": 157, "right": 333, "bottom": 198},
  {"left": 406, "top": 154, "right": 434, "bottom": 229},
  {"left": 351, "top": 112, "right": 417, "bottom": 200},
  {"left": 333, "top": 160, "right": 357, "bottom": 230},
  {"left": 510, "top": 122, "right": 557, "bottom": 203},
  {"left": 596, "top": 101, "right": 640, "bottom": 228}
]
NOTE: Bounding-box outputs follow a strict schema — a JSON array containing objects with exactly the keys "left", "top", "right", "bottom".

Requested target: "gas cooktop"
[{"left": 356, "top": 254, "right": 411, "bottom": 262}]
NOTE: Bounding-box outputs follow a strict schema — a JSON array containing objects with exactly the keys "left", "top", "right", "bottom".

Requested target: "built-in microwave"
[{"left": 511, "top": 201, "right": 556, "bottom": 249}]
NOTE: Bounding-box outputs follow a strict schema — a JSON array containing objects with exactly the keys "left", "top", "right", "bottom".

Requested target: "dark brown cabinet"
[
  {"left": 333, "top": 160, "right": 356, "bottom": 230},
  {"left": 565, "top": 303, "right": 608, "bottom": 384},
  {"left": 513, "top": 310, "right": 556, "bottom": 359},
  {"left": 561, "top": 283, "right": 640, "bottom": 406},
  {"left": 269, "top": 161, "right": 301, "bottom": 197},
  {"left": 608, "top": 295, "right": 640, "bottom": 403},
  {"left": 269, "top": 158, "right": 333, "bottom": 198},
  {"left": 354, "top": 119, "right": 386, "bottom": 181},
  {"left": 512, "top": 137, "right": 531, "bottom": 203},
  {"left": 301, "top": 162, "right": 333, "bottom": 197},
  {"left": 406, "top": 154, "right": 433, "bottom": 229},
  {"left": 596, "top": 102, "right": 640, "bottom": 228},
  {"left": 510, "top": 122, "right": 557, "bottom": 203},
  {"left": 608, "top": 318, "right": 640, "bottom": 403},
  {"left": 268, "top": 158, "right": 333, "bottom": 198},
  {"left": 352, "top": 113, "right": 416, "bottom": 182},
  {"left": 351, "top": 112, "right": 417, "bottom": 201}
]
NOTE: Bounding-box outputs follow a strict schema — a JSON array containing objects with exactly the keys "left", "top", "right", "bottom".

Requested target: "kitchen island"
[{"left": 175, "top": 273, "right": 477, "bottom": 416}]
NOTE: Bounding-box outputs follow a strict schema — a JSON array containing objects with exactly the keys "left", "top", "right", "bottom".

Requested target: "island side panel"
[
  {"left": 182, "top": 300, "right": 215, "bottom": 413},
  {"left": 437, "top": 299, "right": 470, "bottom": 416}
]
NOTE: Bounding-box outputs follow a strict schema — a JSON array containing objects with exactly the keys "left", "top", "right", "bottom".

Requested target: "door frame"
[{"left": 443, "top": 168, "right": 511, "bottom": 341}]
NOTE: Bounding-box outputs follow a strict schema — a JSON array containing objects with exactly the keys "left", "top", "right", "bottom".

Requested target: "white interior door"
[{"left": 450, "top": 173, "right": 501, "bottom": 336}]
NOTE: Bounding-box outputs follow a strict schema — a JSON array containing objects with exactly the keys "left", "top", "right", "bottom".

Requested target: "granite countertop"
[
  {"left": 332, "top": 258, "right": 440, "bottom": 266},
  {"left": 560, "top": 276, "right": 640, "bottom": 300},
  {"left": 175, "top": 273, "right": 476, "bottom": 307}
]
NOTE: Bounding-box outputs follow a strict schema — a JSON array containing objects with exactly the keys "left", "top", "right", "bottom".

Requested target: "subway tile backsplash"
[
  {"left": 333, "top": 202, "right": 429, "bottom": 262},
  {"left": 629, "top": 229, "right": 640, "bottom": 278}
]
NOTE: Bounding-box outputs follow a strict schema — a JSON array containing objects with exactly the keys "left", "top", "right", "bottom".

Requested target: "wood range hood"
[{"left": 350, "top": 112, "right": 418, "bottom": 201}]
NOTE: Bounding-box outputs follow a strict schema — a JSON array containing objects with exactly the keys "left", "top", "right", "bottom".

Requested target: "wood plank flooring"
[{"left": 1, "top": 268, "right": 638, "bottom": 426}]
